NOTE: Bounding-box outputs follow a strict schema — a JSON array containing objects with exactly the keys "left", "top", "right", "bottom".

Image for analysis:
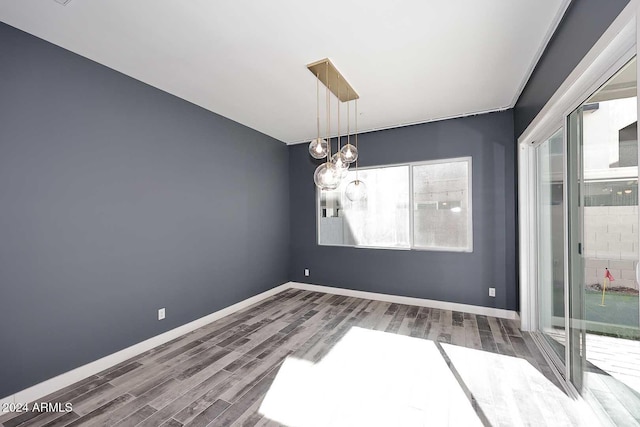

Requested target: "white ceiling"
[{"left": 0, "top": 0, "right": 569, "bottom": 144}]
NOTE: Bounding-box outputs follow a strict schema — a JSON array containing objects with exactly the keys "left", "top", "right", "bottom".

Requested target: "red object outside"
[{"left": 605, "top": 268, "right": 615, "bottom": 281}]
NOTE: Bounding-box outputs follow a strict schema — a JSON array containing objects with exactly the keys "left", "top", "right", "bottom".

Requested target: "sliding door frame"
[
  {"left": 518, "top": 0, "right": 639, "bottom": 400},
  {"left": 529, "top": 129, "right": 568, "bottom": 376}
]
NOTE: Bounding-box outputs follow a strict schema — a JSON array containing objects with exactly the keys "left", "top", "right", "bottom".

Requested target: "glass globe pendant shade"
[
  {"left": 313, "top": 162, "right": 340, "bottom": 190},
  {"left": 331, "top": 151, "right": 350, "bottom": 172},
  {"left": 340, "top": 144, "right": 358, "bottom": 163},
  {"left": 309, "top": 138, "right": 328, "bottom": 159},
  {"left": 345, "top": 179, "right": 367, "bottom": 201}
]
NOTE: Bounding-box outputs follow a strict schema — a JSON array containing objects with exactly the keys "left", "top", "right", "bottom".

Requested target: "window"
[
  {"left": 412, "top": 159, "right": 472, "bottom": 251},
  {"left": 319, "top": 166, "right": 410, "bottom": 248},
  {"left": 317, "top": 157, "right": 472, "bottom": 252}
]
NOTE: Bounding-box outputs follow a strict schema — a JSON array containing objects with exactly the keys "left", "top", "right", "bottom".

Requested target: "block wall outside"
[{"left": 584, "top": 206, "right": 638, "bottom": 290}]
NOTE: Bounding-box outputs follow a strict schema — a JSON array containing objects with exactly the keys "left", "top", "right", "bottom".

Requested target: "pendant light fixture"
[
  {"left": 345, "top": 98, "right": 367, "bottom": 201},
  {"left": 314, "top": 162, "right": 340, "bottom": 190},
  {"left": 341, "top": 88, "right": 358, "bottom": 164},
  {"left": 307, "top": 58, "right": 360, "bottom": 191},
  {"left": 313, "top": 62, "right": 340, "bottom": 191}
]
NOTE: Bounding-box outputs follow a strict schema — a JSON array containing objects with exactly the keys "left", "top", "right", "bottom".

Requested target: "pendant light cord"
[
  {"left": 326, "top": 62, "right": 331, "bottom": 160},
  {"left": 347, "top": 89, "right": 350, "bottom": 149},
  {"left": 355, "top": 98, "right": 359, "bottom": 181},
  {"left": 337, "top": 75, "right": 341, "bottom": 151},
  {"left": 316, "top": 73, "right": 320, "bottom": 142}
]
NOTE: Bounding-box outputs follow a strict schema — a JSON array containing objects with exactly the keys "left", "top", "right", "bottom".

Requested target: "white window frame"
[{"left": 316, "top": 156, "right": 473, "bottom": 253}]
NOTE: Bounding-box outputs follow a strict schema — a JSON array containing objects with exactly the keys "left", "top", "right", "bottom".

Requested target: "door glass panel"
[
  {"left": 568, "top": 57, "right": 640, "bottom": 421},
  {"left": 567, "top": 106, "right": 585, "bottom": 391},
  {"left": 536, "top": 129, "right": 566, "bottom": 370}
]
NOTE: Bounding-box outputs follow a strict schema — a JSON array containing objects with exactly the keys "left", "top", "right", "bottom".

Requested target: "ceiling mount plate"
[{"left": 307, "top": 58, "right": 359, "bottom": 102}]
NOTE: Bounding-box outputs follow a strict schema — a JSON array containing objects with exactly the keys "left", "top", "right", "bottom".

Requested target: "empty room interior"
[{"left": 2, "top": 1, "right": 640, "bottom": 426}]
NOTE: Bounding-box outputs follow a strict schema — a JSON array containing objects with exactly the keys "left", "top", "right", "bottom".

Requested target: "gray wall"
[
  {"left": 514, "top": 0, "right": 630, "bottom": 137},
  {"left": 0, "top": 23, "right": 289, "bottom": 398},
  {"left": 289, "top": 111, "right": 518, "bottom": 311}
]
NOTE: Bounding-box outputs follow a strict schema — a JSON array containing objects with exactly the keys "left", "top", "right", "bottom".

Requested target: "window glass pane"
[
  {"left": 412, "top": 160, "right": 471, "bottom": 250},
  {"left": 318, "top": 166, "right": 410, "bottom": 248}
]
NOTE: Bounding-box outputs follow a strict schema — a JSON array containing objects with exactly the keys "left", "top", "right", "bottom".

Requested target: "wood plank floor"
[{"left": 0, "top": 289, "right": 586, "bottom": 427}]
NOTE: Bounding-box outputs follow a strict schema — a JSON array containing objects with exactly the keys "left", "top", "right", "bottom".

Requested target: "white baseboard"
[
  {"left": 0, "top": 282, "right": 291, "bottom": 407},
  {"left": 289, "top": 282, "right": 519, "bottom": 321},
  {"left": 2, "top": 280, "right": 518, "bottom": 407}
]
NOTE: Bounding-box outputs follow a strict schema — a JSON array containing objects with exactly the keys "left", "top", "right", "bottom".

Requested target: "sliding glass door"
[
  {"left": 566, "top": 57, "right": 640, "bottom": 415},
  {"left": 535, "top": 130, "right": 566, "bottom": 371},
  {"left": 531, "top": 56, "right": 640, "bottom": 420},
  {"left": 521, "top": 7, "right": 640, "bottom": 422}
]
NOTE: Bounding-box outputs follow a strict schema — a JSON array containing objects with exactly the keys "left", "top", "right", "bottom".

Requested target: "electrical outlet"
[
  {"left": 489, "top": 288, "right": 496, "bottom": 297},
  {"left": 304, "top": 268, "right": 309, "bottom": 277},
  {"left": 158, "top": 308, "right": 166, "bottom": 320}
]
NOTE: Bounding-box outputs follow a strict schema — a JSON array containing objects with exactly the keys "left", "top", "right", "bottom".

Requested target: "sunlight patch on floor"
[
  {"left": 259, "top": 327, "right": 481, "bottom": 427},
  {"left": 586, "top": 333, "right": 640, "bottom": 395},
  {"left": 442, "top": 343, "right": 590, "bottom": 426}
]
